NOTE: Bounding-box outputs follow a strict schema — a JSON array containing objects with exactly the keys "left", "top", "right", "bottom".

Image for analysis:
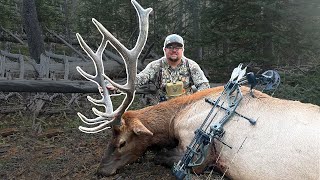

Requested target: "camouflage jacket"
[{"left": 136, "top": 56, "right": 210, "bottom": 100}]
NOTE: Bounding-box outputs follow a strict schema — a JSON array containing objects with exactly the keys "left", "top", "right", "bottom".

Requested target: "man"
[
  {"left": 107, "top": 34, "right": 210, "bottom": 102},
  {"left": 135, "top": 34, "right": 210, "bottom": 101}
]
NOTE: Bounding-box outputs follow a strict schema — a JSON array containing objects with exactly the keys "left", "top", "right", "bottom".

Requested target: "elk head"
[{"left": 76, "top": 0, "right": 153, "bottom": 176}]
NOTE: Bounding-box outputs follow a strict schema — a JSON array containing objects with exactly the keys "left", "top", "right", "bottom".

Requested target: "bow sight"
[{"left": 172, "top": 64, "right": 280, "bottom": 180}]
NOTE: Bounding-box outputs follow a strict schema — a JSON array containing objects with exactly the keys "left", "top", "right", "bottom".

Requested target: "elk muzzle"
[{"left": 96, "top": 142, "right": 140, "bottom": 176}]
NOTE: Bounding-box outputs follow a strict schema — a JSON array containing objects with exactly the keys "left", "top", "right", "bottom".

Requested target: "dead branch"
[
  {"left": 45, "top": 27, "right": 88, "bottom": 62},
  {"left": 0, "top": 26, "right": 25, "bottom": 45}
]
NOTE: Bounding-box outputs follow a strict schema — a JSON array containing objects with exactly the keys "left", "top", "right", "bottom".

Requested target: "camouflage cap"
[{"left": 164, "top": 34, "right": 184, "bottom": 48}]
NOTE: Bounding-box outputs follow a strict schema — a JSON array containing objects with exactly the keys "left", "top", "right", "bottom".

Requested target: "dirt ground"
[
  {"left": 0, "top": 94, "right": 225, "bottom": 180},
  {"left": 0, "top": 115, "right": 175, "bottom": 180}
]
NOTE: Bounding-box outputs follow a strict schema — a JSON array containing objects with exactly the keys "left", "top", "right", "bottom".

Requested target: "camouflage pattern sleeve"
[
  {"left": 187, "top": 59, "right": 210, "bottom": 90},
  {"left": 135, "top": 59, "right": 162, "bottom": 87}
]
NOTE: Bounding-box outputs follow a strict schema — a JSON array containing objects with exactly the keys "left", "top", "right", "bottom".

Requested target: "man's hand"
[
  {"left": 106, "top": 84, "right": 117, "bottom": 91},
  {"left": 98, "top": 84, "right": 119, "bottom": 95}
]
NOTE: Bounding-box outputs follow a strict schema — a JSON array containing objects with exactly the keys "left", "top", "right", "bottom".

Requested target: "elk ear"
[{"left": 132, "top": 118, "right": 153, "bottom": 136}]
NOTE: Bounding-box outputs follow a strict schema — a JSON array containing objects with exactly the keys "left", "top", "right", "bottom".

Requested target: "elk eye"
[{"left": 119, "top": 141, "right": 126, "bottom": 149}]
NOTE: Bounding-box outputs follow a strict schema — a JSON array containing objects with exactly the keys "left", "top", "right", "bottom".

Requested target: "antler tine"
[
  {"left": 76, "top": 0, "right": 152, "bottom": 132},
  {"left": 76, "top": 31, "right": 113, "bottom": 110},
  {"left": 131, "top": 0, "right": 153, "bottom": 56},
  {"left": 93, "top": 0, "right": 152, "bottom": 90},
  {"left": 110, "top": 0, "right": 152, "bottom": 124},
  {"left": 75, "top": 25, "right": 114, "bottom": 124},
  {"left": 79, "top": 122, "right": 112, "bottom": 134},
  {"left": 77, "top": 112, "right": 109, "bottom": 124}
]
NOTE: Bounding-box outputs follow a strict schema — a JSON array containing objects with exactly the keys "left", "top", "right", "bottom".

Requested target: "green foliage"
[
  {"left": 0, "top": 0, "right": 21, "bottom": 30},
  {"left": 8, "top": 44, "right": 29, "bottom": 55},
  {"left": 199, "top": 0, "right": 320, "bottom": 72},
  {"left": 76, "top": 0, "right": 137, "bottom": 47},
  {"left": 35, "top": 0, "right": 65, "bottom": 31},
  {"left": 275, "top": 65, "right": 320, "bottom": 105}
]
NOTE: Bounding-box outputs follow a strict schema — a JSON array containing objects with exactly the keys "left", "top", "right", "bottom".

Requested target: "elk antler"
[{"left": 76, "top": 0, "right": 152, "bottom": 133}]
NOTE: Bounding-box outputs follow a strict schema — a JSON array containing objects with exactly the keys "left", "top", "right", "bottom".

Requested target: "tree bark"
[
  {"left": 22, "top": 0, "right": 45, "bottom": 63},
  {"left": 190, "top": 0, "right": 202, "bottom": 61}
]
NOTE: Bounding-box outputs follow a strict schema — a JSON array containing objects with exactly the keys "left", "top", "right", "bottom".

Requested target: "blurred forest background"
[{"left": 1, "top": 0, "right": 320, "bottom": 105}]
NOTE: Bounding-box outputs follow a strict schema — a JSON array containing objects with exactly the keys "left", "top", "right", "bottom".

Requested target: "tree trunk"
[
  {"left": 190, "top": 0, "right": 202, "bottom": 61},
  {"left": 63, "top": 0, "right": 71, "bottom": 42},
  {"left": 22, "top": 0, "right": 45, "bottom": 63}
]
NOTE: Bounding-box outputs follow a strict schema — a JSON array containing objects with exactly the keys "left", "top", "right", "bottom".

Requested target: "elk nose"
[{"left": 96, "top": 164, "right": 117, "bottom": 177}]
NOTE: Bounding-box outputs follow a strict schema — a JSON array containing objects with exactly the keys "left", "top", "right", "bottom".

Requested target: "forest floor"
[{"left": 0, "top": 94, "right": 226, "bottom": 180}]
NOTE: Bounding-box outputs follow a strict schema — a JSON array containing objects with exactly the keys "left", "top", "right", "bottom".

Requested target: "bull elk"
[{"left": 76, "top": 0, "right": 320, "bottom": 179}]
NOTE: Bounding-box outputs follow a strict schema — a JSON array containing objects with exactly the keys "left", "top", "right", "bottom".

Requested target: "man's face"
[{"left": 164, "top": 43, "right": 183, "bottom": 62}]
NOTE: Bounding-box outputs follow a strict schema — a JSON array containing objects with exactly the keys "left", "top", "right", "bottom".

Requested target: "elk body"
[
  {"left": 96, "top": 86, "right": 320, "bottom": 179},
  {"left": 76, "top": 1, "right": 320, "bottom": 179}
]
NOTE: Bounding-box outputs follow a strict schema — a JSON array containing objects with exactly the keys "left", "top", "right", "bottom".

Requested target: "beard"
[{"left": 168, "top": 55, "right": 180, "bottom": 62}]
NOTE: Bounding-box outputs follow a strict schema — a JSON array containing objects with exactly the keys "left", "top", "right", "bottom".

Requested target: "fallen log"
[
  {"left": 0, "top": 79, "right": 157, "bottom": 94},
  {"left": 0, "top": 79, "right": 99, "bottom": 93},
  {"left": 0, "top": 50, "right": 127, "bottom": 80}
]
